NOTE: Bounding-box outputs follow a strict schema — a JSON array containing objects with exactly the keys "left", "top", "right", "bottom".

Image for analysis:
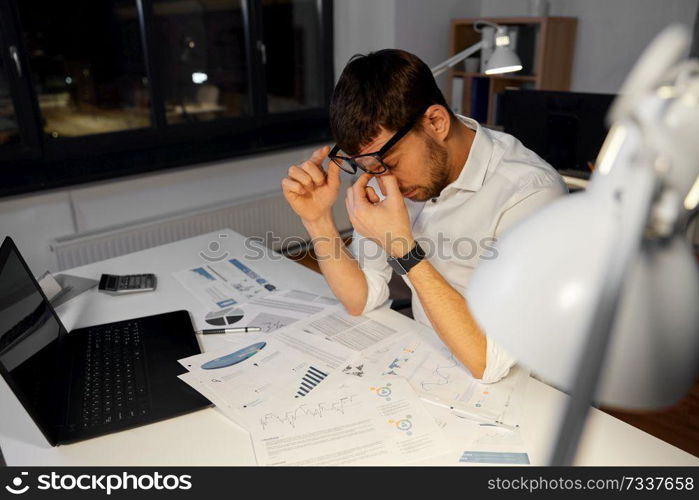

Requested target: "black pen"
[{"left": 196, "top": 327, "right": 262, "bottom": 334}]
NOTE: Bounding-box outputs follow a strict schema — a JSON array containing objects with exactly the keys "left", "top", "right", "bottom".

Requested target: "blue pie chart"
[{"left": 201, "top": 342, "right": 267, "bottom": 369}]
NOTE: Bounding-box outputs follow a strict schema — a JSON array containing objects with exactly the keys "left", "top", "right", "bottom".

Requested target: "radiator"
[{"left": 51, "top": 191, "right": 351, "bottom": 270}]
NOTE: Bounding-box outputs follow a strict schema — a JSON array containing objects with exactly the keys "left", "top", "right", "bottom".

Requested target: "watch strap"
[{"left": 387, "top": 242, "right": 425, "bottom": 275}]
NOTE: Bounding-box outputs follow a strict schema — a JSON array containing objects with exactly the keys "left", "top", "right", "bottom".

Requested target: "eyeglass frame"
[{"left": 328, "top": 105, "right": 430, "bottom": 175}]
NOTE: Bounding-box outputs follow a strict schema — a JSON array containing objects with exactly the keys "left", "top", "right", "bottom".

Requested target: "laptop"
[{"left": 0, "top": 237, "right": 211, "bottom": 445}]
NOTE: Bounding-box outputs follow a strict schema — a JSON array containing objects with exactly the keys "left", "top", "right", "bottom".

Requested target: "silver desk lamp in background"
[
  {"left": 466, "top": 25, "right": 699, "bottom": 465},
  {"left": 431, "top": 21, "right": 523, "bottom": 77}
]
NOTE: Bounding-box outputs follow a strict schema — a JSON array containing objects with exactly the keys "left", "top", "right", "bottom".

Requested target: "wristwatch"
[{"left": 387, "top": 242, "right": 426, "bottom": 276}]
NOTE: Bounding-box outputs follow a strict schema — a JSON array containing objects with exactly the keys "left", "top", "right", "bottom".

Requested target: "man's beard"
[{"left": 412, "top": 135, "right": 450, "bottom": 201}]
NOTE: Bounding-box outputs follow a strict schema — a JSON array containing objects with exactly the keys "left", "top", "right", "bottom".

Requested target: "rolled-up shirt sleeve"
[
  {"left": 480, "top": 337, "right": 518, "bottom": 383},
  {"left": 348, "top": 230, "right": 393, "bottom": 314}
]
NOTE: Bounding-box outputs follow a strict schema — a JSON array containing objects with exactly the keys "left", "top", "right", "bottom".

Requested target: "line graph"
[
  {"left": 258, "top": 395, "right": 358, "bottom": 430},
  {"left": 418, "top": 348, "right": 459, "bottom": 392}
]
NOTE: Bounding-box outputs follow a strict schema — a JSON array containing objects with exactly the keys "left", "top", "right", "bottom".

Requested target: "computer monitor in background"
[{"left": 495, "top": 89, "right": 616, "bottom": 179}]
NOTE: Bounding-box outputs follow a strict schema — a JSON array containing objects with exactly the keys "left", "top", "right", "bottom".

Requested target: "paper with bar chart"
[
  {"left": 244, "top": 377, "right": 452, "bottom": 465},
  {"left": 177, "top": 326, "right": 354, "bottom": 425},
  {"left": 173, "top": 258, "right": 277, "bottom": 311}
]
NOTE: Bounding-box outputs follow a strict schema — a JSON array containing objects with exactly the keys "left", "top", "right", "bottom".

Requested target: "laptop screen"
[{"left": 0, "top": 238, "right": 66, "bottom": 445}]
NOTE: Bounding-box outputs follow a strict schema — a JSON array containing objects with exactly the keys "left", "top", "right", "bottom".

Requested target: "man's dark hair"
[{"left": 330, "top": 49, "right": 455, "bottom": 155}]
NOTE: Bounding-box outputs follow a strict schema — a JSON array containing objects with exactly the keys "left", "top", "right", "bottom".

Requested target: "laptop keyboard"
[{"left": 76, "top": 320, "right": 151, "bottom": 429}]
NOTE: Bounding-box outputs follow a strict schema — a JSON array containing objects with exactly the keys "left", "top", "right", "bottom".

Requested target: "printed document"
[{"left": 242, "top": 377, "right": 453, "bottom": 465}]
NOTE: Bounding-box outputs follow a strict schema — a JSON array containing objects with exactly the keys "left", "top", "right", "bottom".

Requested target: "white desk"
[{"left": 1, "top": 230, "right": 696, "bottom": 466}]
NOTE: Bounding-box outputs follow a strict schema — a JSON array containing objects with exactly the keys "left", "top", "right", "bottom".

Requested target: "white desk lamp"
[
  {"left": 466, "top": 25, "right": 699, "bottom": 466},
  {"left": 431, "top": 21, "right": 523, "bottom": 77}
]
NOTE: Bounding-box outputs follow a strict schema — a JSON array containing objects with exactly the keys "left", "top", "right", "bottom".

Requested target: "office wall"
[
  {"left": 393, "top": 0, "right": 481, "bottom": 91},
  {"left": 0, "top": 145, "right": 326, "bottom": 275},
  {"left": 333, "top": 0, "right": 481, "bottom": 91},
  {"left": 0, "top": 191, "right": 77, "bottom": 276},
  {"left": 333, "top": 0, "right": 397, "bottom": 79},
  {"left": 480, "top": 0, "right": 699, "bottom": 93}
]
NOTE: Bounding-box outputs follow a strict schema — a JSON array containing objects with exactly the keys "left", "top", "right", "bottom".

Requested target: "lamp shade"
[
  {"left": 466, "top": 187, "right": 699, "bottom": 408},
  {"left": 466, "top": 190, "right": 615, "bottom": 392},
  {"left": 484, "top": 46, "right": 523, "bottom": 74}
]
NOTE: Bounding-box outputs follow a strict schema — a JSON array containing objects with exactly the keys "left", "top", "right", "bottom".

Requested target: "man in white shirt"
[{"left": 281, "top": 49, "right": 567, "bottom": 383}]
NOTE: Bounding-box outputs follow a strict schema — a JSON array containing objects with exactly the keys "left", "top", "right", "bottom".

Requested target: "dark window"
[
  {"left": 0, "top": 47, "right": 20, "bottom": 146},
  {"left": 0, "top": 0, "right": 334, "bottom": 198},
  {"left": 262, "top": 0, "right": 322, "bottom": 113},
  {"left": 19, "top": 0, "right": 153, "bottom": 138},
  {"left": 152, "top": 0, "right": 251, "bottom": 124}
]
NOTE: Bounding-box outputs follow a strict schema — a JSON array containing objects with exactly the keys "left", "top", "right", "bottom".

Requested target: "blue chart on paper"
[
  {"left": 191, "top": 267, "right": 216, "bottom": 281},
  {"left": 229, "top": 259, "right": 276, "bottom": 291},
  {"left": 201, "top": 342, "right": 267, "bottom": 370}
]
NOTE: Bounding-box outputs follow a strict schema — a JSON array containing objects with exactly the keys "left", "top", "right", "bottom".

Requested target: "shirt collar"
[{"left": 444, "top": 115, "right": 494, "bottom": 193}]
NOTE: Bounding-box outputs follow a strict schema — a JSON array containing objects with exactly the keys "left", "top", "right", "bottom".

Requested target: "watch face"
[{"left": 388, "top": 257, "right": 408, "bottom": 276}]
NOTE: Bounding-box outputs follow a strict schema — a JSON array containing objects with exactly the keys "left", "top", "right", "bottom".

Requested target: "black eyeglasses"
[{"left": 329, "top": 106, "right": 429, "bottom": 175}]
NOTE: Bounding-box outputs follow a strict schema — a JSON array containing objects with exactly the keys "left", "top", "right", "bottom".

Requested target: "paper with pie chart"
[
  {"left": 177, "top": 324, "right": 355, "bottom": 425},
  {"left": 243, "top": 377, "right": 452, "bottom": 465},
  {"left": 197, "top": 289, "right": 341, "bottom": 332}
]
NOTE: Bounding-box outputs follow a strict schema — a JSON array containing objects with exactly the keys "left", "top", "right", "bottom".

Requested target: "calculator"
[{"left": 98, "top": 274, "right": 157, "bottom": 295}]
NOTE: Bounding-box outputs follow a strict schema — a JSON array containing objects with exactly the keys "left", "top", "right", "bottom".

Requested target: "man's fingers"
[
  {"left": 376, "top": 175, "right": 387, "bottom": 197},
  {"left": 353, "top": 172, "right": 373, "bottom": 191},
  {"left": 345, "top": 186, "right": 354, "bottom": 213},
  {"left": 309, "top": 145, "right": 331, "bottom": 166},
  {"left": 379, "top": 174, "right": 402, "bottom": 199},
  {"left": 351, "top": 173, "right": 373, "bottom": 207},
  {"left": 282, "top": 178, "right": 307, "bottom": 196},
  {"left": 288, "top": 165, "right": 314, "bottom": 189},
  {"left": 327, "top": 158, "right": 342, "bottom": 189},
  {"left": 365, "top": 186, "right": 380, "bottom": 204},
  {"left": 300, "top": 160, "right": 326, "bottom": 187}
]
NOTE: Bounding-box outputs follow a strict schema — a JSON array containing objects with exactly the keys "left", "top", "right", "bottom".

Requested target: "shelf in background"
[{"left": 447, "top": 16, "right": 577, "bottom": 126}]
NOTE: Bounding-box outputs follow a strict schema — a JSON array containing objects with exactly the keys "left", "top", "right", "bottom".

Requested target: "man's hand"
[
  {"left": 345, "top": 173, "right": 415, "bottom": 258},
  {"left": 282, "top": 145, "right": 341, "bottom": 224}
]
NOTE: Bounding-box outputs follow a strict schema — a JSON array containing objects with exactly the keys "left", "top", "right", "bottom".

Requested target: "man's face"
[{"left": 358, "top": 126, "right": 450, "bottom": 202}]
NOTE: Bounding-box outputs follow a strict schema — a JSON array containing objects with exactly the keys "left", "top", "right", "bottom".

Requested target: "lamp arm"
[
  {"left": 549, "top": 26, "right": 696, "bottom": 465},
  {"left": 474, "top": 20, "right": 500, "bottom": 33},
  {"left": 549, "top": 120, "right": 657, "bottom": 465},
  {"left": 431, "top": 41, "right": 483, "bottom": 77}
]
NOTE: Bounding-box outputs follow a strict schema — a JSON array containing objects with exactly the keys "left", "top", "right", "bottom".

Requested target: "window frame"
[
  {"left": 0, "top": 0, "right": 41, "bottom": 164},
  {"left": 0, "top": 0, "right": 335, "bottom": 198}
]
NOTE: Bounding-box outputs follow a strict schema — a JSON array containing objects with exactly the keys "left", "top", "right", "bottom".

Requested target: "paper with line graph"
[
  {"left": 243, "top": 377, "right": 451, "bottom": 465},
  {"left": 374, "top": 332, "right": 528, "bottom": 427}
]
